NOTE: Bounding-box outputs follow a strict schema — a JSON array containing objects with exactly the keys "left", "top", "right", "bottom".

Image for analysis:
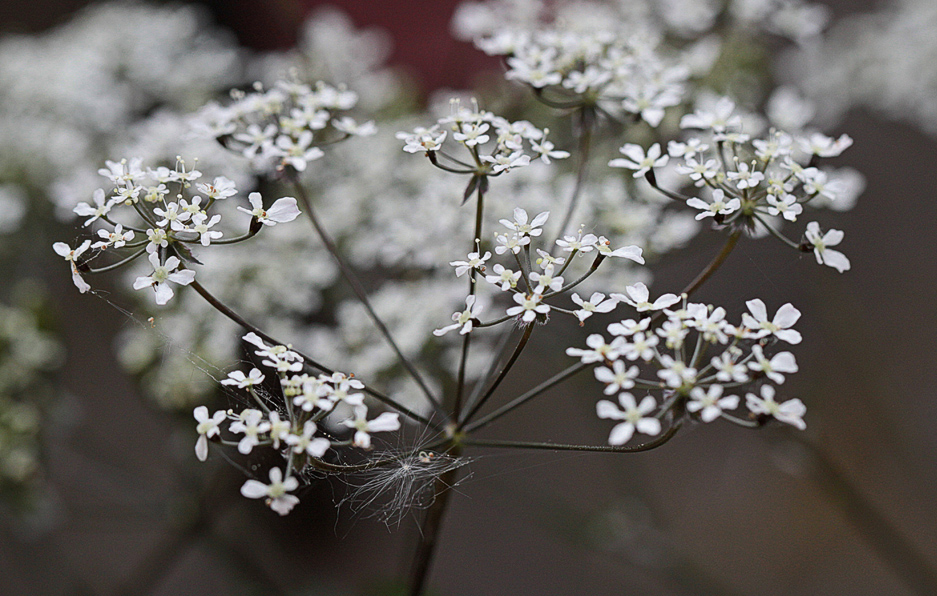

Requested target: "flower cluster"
[
  {"left": 197, "top": 332, "right": 400, "bottom": 515},
  {"left": 53, "top": 157, "right": 301, "bottom": 304},
  {"left": 398, "top": 98, "right": 569, "bottom": 181},
  {"left": 196, "top": 79, "right": 376, "bottom": 175},
  {"left": 611, "top": 96, "right": 856, "bottom": 272},
  {"left": 433, "top": 208, "right": 644, "bottom": 336},
  {"left": 568, "top": 294, "right": 807, "bottom": 445}
]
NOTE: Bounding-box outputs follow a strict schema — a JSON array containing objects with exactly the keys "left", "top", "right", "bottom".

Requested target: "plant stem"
[
  {"left": 408, "top": 443, "right": 463, "bottom": 596},
  {"left": 464, "top": 362, "right": 589, "bottom": 433},
  {"left": 458, "top": 322, "right": 535, "bottom": 426},
  {"left": 454, "top": 184, "right": 486, "bottom": 418},
  {"left": 189, "top": 280, "right": 436, "bottom": 428},
  {"left": 289, "top": 177, "right": 447, "bottom": 419},
  {"left": 463, "top": 421, "right": 682, "bottom": 452}
]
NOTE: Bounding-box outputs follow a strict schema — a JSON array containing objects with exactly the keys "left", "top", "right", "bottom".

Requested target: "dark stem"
[
  {"left": 408, "top": 443, "right": 463, "bottom": 596},
  {"left": 464, "top": 362, "right": 589, "bottom": 433},
  {"left": 289, "top": 177, "right": 447, "bottom": 419},
  {"left": 454, "top": 184, "right": 486, "bottom": 418},
  {"left": 458, "top": 322, "right": 535, "bottom": 426},
  {"left": 463, "top": 420, "right": 682, "bottom": 452},
  {"left": 680, "top": 229, "right": 742, "bottom": 299},
  {"left": 189, "top": 280, "right": 436, "bottom": 428}
]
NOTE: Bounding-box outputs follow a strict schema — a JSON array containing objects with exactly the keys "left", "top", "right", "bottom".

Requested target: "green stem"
[
  {"left": 454, "top": 184, "right": 486, "bottom": 418},
  {"left": 558, "top": 108, "right": 594, "bottom": 238}
]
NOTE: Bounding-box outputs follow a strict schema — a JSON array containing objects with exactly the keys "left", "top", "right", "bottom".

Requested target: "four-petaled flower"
[
  {"left": 132, "top": 252, "right": 196, "bottom": 305},
  {"left": 240, "top": 467, "right": 300, "bottom": 516}
]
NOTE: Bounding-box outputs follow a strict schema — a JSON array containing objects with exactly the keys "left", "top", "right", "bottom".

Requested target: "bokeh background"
[{"left": 1, "top": 1, "right": 935, "bottom": 595}]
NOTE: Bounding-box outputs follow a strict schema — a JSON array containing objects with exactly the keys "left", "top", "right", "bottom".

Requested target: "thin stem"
[
  {"left": 557, "top": 108, "right": 594, "bottom": 238},
  {"left": 677, "top": 229, "right": 742, "bottom": 302},
  {"left": 753, "top": 213, "right": 802, "bottom": 250},
  {"left": 454, "top": 185, "right": 486, "bottom": 418},
  {"left": 458, "top": 322, "right": 535, "bottom": 426},
  {"left": 464, "top": 362, "right": 589, "bottom": 433},
  {"left": 463, "top": 421, "right": 682, "bottom": 452},
  {"left": 189, "top": 280, "right": 436, "bottom": 428},
  {"left": 544, "top": 253, "right": 604, "bottom": 298},
  {"left": 86, "top": 247, "right": 147, "bottom": 274},
  {"left": 645, "top": 170, "right": 692, "bottom": 203},
  {"left": 290, "top": 177, "right": 446, "bottom": 419},
  {"left": 408, "top": 443, "right": 463, "bottom": 596}
]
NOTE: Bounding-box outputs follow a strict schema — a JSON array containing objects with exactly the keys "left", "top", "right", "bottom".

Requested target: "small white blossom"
[
  {"left": 507, "top": 291, "right": 550, "bottom": 323},
  {"left": 434, "top": 295, "right": 484, "bottom": 336},
  {"left": 805, "top": 221, "right": 850, "bottom": 272},
  {"left": 609, "top": 143, "right": 669, "bottom": 177},
  {"left": 240, "top": 467, "right": 300, "bottom": 516},
  {"left": 342, "top": 405, "right": 401, "bottom": 449},
  {"left": 746, "top": 385, "right": 806, "bottom": 430},
  {"left": 132, "top": 253, "right": 196, "bottom": 305},
  {"left": 237, "top": 192, "right": 301, "bottom": 226},
  {"left": 193, "top": 406, "right": 226, "bottom": 462},
  {"left": 611, "top": 282, "right": 680, "bottom": 312},
  {"left": 596, "top": 393, "right": 661, "bottom": 445},
  {"left": 687, "top": 385, "right": 739, "bottom": 422}
]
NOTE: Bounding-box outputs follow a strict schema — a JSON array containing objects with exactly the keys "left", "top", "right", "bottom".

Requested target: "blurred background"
[{"left": 1, "top": 0, "right": 935, "bottom": 595}]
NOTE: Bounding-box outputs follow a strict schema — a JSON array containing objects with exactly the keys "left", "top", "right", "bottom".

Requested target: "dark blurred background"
[{"left": 2, "top": 1, "right": 935, "bottom": 595}]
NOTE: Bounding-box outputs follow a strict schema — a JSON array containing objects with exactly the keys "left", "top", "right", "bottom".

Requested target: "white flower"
[
  {"left": 608, "top": 143, "right": 669, "bottom": 177},
  {"left": 798, "top": 132, "right": 853, "bottom": 158},
  {"left": 196, "top": 176, "right": 237, "bottom": 200},
  {"left": 679, "top": 97, "right": 741, "bottom": 132},
  {"left": 742, "top": 299, "right": 802, "bottom": 344},
  {"left": 73, "top": 188, "right": 118, "bottom": 227},
  {"left": 622, "top": 332, "right": 658, "bottom": 362},
  {"left": 571, "top": 292, "right": 617, "bottom": 322},
  {"left": 748, "top": 345, "right": 798, "bottom": 384},
  {"left": 333, "top": 116, "right": 377, "bottom": 137},
  {"left": 766, "top": 194, "right": 802, "bottom": 221},
  {"left": 342, "top": 405, "right": 401, "bottom": 449},
  {"left": 240, "top": 467, "right": 300, "bottom": 516},
  {"left": 805, "top": 221, "right": 850, "bottom": 272},
  {"left": 237, "top": 192, "right": 301, "bottom": 226},
  {"left": 594, "top": 236, "right": 645, "bottom": 263},
  {"left": 132, "top": 253, "right": 196, "bottom": 305},
  {"left": 52, "top": 240, "right": 92, "bottom": 293},
  {"left": 434, "top": 294, "right": 484, "bottom": 336},
  {"left": 726, "top": 161, "right": 765, "bottom": 190},
  {"left": 229, "top": 409, "right": 271, "bottom": 455},
  {"left": 596, "top": 393, "right": 661, "bottom": 445},
  {"left": 145, "top": 228, "right": 168, "bottom": 253},
  {"left": 611, "top": 282, "right": 680, "bottom": 312},
  {"left": 531, "top": 129, "right": 569, "bottom": 163},
  {"left": 450, "top": 250, "right": 491, "bottom": 277},
  {"left": 528, "top": 263, "right": 563, "bottom": 293},
  {"left": 687, "top": 385, "right": 739, "bottom": 422},
  {"left": 193, "top": 406, "right": 226, "bottom": 462},
  {"left": 746, "top": 385, "right": 806, "bottom": 430},
  {"left": 453, "top": 122, "right": 490, "bottom": 147},
  {"left": 506, "top": 291, "right": 550, "bottom": 323},
  {"left": 555, "top": 230, "right": 598, "bottom": 253},
  {"left": 220, "top": 368, "right": 265, "bottom": 389},
  {"left": 711, "top": 351, "right": 750, "bottom": 383},
  {"left": 686, "top": 189, "right": 741, "bottom": 220},
  {"left": 274, "top": 131, "right": 325, "bottom": 171},
  {"left": 485, "top": 263, "right": 521, "bottom": 291},
  {"left": 594, "top": 360, "right": 639, "bottom": 394},
  {"left": 191, "top": 214, "right": 224, "bottom": 246},
  {"left": 657, "top": 355, "right": 697, "bottom": 388},
  {"left": 398, "top": 126, "right": 447, "bottom": 153},
  {"left": 286, "top": 421, "right": 331, "bottom": 457},
  {"left": 566, "top": 334, "right": 624, "bottom": 364},
  {"left": 481, "top": 150, "right": 530, "bottom": 173},
  {"left": 500, "top": 208, "right": 549, "bottom": 237},
  {"left": 92, "top": 224, "right": 134, "bottom": 249},
  {"left": 607, "top": 318, "right": 651, "bottom": 337}
]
